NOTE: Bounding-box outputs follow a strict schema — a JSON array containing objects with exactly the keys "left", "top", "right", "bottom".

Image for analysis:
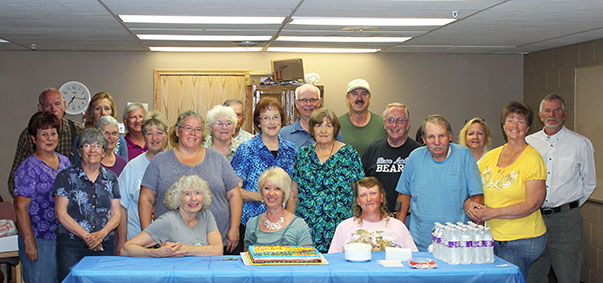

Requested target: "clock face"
[{"left": 59, "top": 81, "right": 91, "bottom": 115}]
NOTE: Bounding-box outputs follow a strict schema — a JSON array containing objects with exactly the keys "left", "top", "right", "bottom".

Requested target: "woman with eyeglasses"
[
  {"left": 73, "top": 92, "right": 128, "bottom": 165},
  {"left": 96, "top": 116, "right": 127, "bottom": 176},
  {"left": 203, "top": 105, "right": 242, "bottom": 161},
  {"left": 230, "top": 97, "right": 298, "bottom": 253},
  {"left": 54, "top": 128, "right": 121, "bottom": 282},
  {"left": 138, "top": 110, "right": 242, "bottom": 255},
  {"left": 290, "top": 108, "right": 365, "bottom": 252},
  {"left": 459, "top": 118, "right": 492, "bottom": 162}
]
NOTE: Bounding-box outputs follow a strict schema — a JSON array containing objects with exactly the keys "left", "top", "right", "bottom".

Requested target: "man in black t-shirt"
[{"left": 362, "top": 103, "right": 420, "bottom": 222}]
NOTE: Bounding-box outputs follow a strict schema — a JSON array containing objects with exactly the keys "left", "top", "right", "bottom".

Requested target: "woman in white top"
[{"left": 459, "top": 118, "right": 492, "bottom": 163}]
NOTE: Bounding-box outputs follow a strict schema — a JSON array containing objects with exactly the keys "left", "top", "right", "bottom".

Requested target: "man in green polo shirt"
[{"left": 338, "top": 79, "right": 387, "bottom": 156}]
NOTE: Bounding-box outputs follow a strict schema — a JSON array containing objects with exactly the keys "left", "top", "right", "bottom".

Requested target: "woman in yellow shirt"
[{"left": 472, "top": 101, "right": 547, "bottom": 279}]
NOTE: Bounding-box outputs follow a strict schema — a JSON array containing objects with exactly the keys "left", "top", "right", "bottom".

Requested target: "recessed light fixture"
[
  {"left": 276, "top": 36, "right": 411, "bottom": 43},
  {"left": 138, "top": 34, "right": 272, "bottom": 41},
  {"left": 149, "top": 47, "right": 262, "bottom": 52},
  {"left": 290, "top": 17, "right": 455, "bottom": 26},
  {"left": 268, "top": 47, "right": 379, "bottom": 53},
  {"left": 120, "top": 15, "right": 285, "bottom": 25}
]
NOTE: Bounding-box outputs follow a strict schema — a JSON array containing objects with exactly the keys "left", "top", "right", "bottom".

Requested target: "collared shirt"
[
  {"left": 233, "top": 129, "right": 253, "bottom": 144},
  {"left": 202, "top": 135, "right": 243, "bottom": 161},
  {"left": 124, "top": 133, "right": 147, "bottom": 161},
  {"left": 53, "top": 164, "right": 120, "bottom": 242},
  {"left": 8, "top": 117, "right": 83, "bottom": 196},
  {"left": 526, "top": 126, "right": 596, "bottom": 207},
  {"left": 279, "top": 118, "right": 344, "bottom": 148},
  {"left": 230, "top": 134, "right": 298, "bottom": 225}
]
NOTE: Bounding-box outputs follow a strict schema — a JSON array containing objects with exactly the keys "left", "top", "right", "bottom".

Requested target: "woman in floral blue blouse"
[
  {"left": 53, "top": 128, "right": 121, "bottom": 282},
  {"left": 231, "top": 97, "right": 298, "bottom": 252},
  {"left": 290, "top": 108, "right": 365, "bottom": 252}
]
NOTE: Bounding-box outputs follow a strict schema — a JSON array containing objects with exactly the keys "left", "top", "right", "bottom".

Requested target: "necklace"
[{"left": 263, "top": 215, "right": 284, "bottom": 230}]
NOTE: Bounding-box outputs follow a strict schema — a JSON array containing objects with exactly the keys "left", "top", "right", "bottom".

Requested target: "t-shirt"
[
  {"left": 125, "top": 133, "right": 148, "bottom": 161},
  {"left": 479, "top": 145, "right": 547, "bottom": 241},
  {"left": 103, "top": 154, "right": 127, "bottom": 177},
  {"left": 244, "top": 215, "right": 313, "bottom": 247},
  {"left": 338, "top": 112, "right": 387, "bottom": 157},
  {"left": 118, "top": 153, "right": 151, "bottom": 240},
  {"left": 362, "top": 138, "right": 421, "bottom": 212},
  {"left": 395, "top": 144, "right": 483, "bottom": 251},
  {"left": 144, "top": 210, "right": 218, "bottom": 246},
  {"left": 141, "top": 148, "right": 239, "bottom": 243},
  {"left": 328, "top": 217, "right": 418, "bottom": 253},
  {"left": 14, "top": 153, "right": 71, "bottom": 240}
]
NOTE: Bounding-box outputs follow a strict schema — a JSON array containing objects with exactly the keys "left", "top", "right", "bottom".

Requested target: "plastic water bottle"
[
  {"left": 447, "top": 226, "right": 461, "bottom": 265},
  {"left": 431, "top": 222, "right": 440, "bottom": 257},
  {"left": 439, "top": 226, "right": 449, "bottom": 262},
  {"left": 472, "top": 227, "right": 483, "bottom": 264},
  {"left": 460, "top": 228, "right": 472, "bottom": 264},
  {"left": 483, "top": 227, "right": 494, "bottom": 263}
]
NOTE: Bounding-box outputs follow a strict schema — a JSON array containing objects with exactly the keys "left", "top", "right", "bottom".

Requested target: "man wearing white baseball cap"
[{"left": 338, "top": 79, "right": 386, "bottom": 156}]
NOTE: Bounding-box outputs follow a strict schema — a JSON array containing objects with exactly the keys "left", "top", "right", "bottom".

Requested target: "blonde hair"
[{"left": 458, "top": 118, "right": 491, "bottom": 150}]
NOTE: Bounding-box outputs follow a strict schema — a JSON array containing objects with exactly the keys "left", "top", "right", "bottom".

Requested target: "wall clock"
[{"left": 59, "top": 81, "right": 91, "bottom": 115}]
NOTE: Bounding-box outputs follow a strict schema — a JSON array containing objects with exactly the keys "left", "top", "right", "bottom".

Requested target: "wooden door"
[{"left": 154, "top": 70, "right": 251, "bottom": 132}]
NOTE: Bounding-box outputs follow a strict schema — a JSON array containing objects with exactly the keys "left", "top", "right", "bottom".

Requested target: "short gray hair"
[
  {"left": 123, "top": 103, "right": 147, "bottom": 122},
  {"left": 206, "top": 105, "right": 237, "bottom": 129},
  {"left": 383, "top": 102, "right": 409, "bottom": 119},
  {"left": 223, "top": 98, "right": 245, "bottom": 113},
  {"left": 38, "top": 88, "right": 62, "bottom": 105},
  {"left": 294, "top": 84, "right": 321, "bottom": 100},
  {"left": 142, "top": 111, "right": 169, "bottom": 135},
  {"left": 421, "top": 114, "right": 452, "bottom": 137},
  {"left": 257, "top": 167, "right": 292, "bottom": 205},
  {"left": 539, "top": 94, "right": 567, "bottom": 113},
  {"left": 77, "top": 128, "right": 107, "bottom": 154},
  {"left": 95, "top": 115, "right": 119, "bottom": 129},
  {"left": 163, "top": 175, "right": 213, "bottom": 211}
]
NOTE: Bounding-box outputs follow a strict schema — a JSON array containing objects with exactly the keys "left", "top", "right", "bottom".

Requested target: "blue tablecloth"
[{"left": 63, "top": 252, "right": 524, "bottom": 283}]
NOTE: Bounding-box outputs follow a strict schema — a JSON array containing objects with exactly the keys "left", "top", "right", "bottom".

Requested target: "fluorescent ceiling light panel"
[
  {"left": 149, "top": 47, "right": 262, "bottom": 52},
  {"left": 138, "top": 34, "right": 272, "bottom": 41},
  {"left": 276, "top": 36, "right": 411, "bottom": 43},
  {"left": 268, "top": 47, "right": 379, "bottom": 53},
  {"left": 120, "top": 15, "right": 285, "bottom": 24},
  {"left": 290, "top": 17, "right": 455, "bottom": 26},
  {"left": 0, "top": 38, "right": 8, "bottom": 43}
]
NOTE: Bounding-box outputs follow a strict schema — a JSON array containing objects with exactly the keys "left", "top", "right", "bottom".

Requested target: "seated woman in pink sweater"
[{"left": 329, "top": 177, "right": 418, "bottom": 253}]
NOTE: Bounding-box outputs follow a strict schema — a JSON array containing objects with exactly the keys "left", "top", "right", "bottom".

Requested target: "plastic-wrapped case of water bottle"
[{"left": 427, "top": 221, "right": 494, "bottom": 265}]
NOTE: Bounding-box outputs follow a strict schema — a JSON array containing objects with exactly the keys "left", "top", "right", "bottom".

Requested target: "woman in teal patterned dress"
[{"left": 289, "top": 108, "right": 365, "bottom": 252}]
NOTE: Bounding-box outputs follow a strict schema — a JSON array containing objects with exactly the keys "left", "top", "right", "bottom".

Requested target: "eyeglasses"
[
  {"left": 102, "top": 131, "right": 119, "bottom": 137},
  {"left": 179, "top": 125, "right": 203, "bottom": 133},
  {"left": 82, "top": 143, "right": 103, "bottom": 150},
  {"left": 386, "top": 117, "right": 409, "bottom": 124},
  {"left": 214, "top": 120, "right": 233, "bottom": 127},
  {"left": 260, "top": 115, "right": 280, "bottom": 122},
  {"left": 296, "top": 98, "right": 319, "bottom": 104}
]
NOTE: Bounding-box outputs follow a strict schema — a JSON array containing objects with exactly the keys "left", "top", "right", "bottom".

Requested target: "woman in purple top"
[
  {"left": 96, "top": 116, "right": 127, "bottom": 176},
  {"left": 14, "top": 112, "right": 71, "bottom": 283}
]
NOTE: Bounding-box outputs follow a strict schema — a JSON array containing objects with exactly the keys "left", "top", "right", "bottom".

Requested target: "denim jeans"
[
  {"left": 17, "top": 235, "right": 57, "bottom": 283},
  {"left": 56, "top": 235, "right": 114, "bottom": 282},
  {"left": 494, "top": 233, "right": 547, "bottom": 280}
]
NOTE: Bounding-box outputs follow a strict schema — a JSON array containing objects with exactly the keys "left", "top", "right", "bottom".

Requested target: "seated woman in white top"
[
  {"left": 329, "top": 177, "right": 418, "bottom": 253},
  {"left": 121, "top": 175, "right": 223, "bottom": 257}
]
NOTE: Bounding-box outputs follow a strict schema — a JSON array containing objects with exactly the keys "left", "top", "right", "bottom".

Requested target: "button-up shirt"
[
  {"left": 53, "top": 164, "right": 120, "bottom": 241},
  {"left": 526, "top": 126, "right": 596, "bottom": 207}
]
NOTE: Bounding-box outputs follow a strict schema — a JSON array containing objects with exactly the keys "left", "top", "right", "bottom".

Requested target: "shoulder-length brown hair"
[{"left": 85, "top": 92, "right": 117, "bottom": 128}]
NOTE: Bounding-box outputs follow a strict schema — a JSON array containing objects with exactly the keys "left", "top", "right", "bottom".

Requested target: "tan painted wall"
[
  {"left": 524, "top": 38, "right": 603, "bottom": 283},
  {"left": 0, "top": 51, "right": 523, "bottom": 201}
]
